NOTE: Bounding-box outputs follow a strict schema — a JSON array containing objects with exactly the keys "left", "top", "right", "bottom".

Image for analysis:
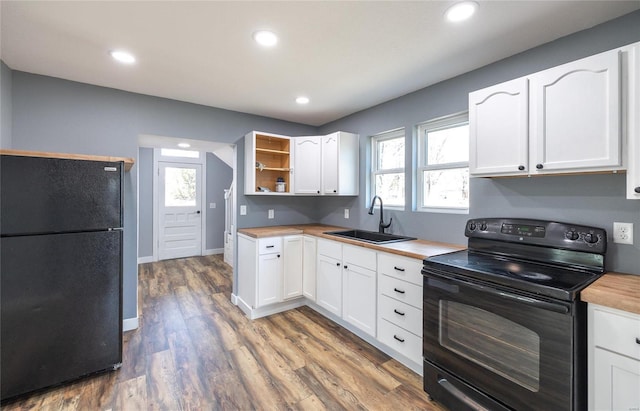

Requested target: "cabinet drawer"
[
  {"left": 258, "top": 237, "right": 282, "bottom": 254},
  {"left": 379, "top": 295, "right": 422, "bottom": 337},
  {"left": 343, "top": 244, "right": 376, "bottom": 272},
  {"left": 377, "top": 253, "right": 423, "bottom": 285},
  {"left": 593, "top": 305, "right": 640, "bottom": 360},
  {"left": 317, "top": 238, "right": 342, "bottom": 258},
  {"left": 379, "top": 274, "right": 422, "bottom": 308},
  {"left": 378, "top": 319, "right": 422, "bottom": 364}
]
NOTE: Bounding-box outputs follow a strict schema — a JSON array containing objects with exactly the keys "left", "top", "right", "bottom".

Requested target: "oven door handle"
[{"left": 428, "top": 275, "right": 570, "bottom": 314}]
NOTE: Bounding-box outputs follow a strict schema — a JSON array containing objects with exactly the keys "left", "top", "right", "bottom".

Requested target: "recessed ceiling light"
[
  {"left": 109, "top": 50, "right": 136, "bottom": 64},
  {"left": 445, "top": 1, "right": 478, "bottom": 23},
  {"left": 177, "top": 143, "right": 191, "bottom": 148},
  {"left": 253, "top": 30, "right": 278, "bottom": 47},
  {"left": 296, "top": 96, "right": 310, "bottom": 105}
]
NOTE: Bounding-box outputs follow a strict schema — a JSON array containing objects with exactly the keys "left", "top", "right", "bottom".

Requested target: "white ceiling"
[{"left": 2, "top": 1, "right": 639, "bottom": 126}]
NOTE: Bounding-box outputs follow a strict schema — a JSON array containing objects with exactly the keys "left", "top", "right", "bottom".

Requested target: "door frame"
[{"left": 152, "top": 148, "right": 207, "bottom": 262}]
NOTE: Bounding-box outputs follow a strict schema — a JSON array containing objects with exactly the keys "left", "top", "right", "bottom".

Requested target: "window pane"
[
  {"left": 422, "top": 167, "right": 469, "bottom": 208},
  {"left": 427, "top": 124, "right": 469, "bottom": 165},
  {"left": 377, "top": 137, "right": 405, "bottom": 170},
  {"left": 165, "top": 167, "right": 197, "bottom": 206},
  {"left": 375, "top": 173, "right": 404, "bottom": 207},
  {"left": 160, "top": 148, "right": 200, "bottom": 158}
]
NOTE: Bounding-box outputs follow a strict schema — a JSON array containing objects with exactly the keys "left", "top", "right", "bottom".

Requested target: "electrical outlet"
[
  {"left": 240, "top": 205, "right": 247, "bottom": 215},
  {"left": 344, "top": 209, "right": 350, "bottom": 219},
  {"left": 210, "top": 202, "right": 216, "bottom": 209},
  {"left": 613, "top": 222, "right": 633, "bottom": 245},
  {"left": 268, "top": 209, "right": 274, "bottom": 219}
]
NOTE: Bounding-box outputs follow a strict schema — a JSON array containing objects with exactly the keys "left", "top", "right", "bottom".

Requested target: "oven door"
[{"left": 423, "top": 268, "right": 577, "bottom": 411}]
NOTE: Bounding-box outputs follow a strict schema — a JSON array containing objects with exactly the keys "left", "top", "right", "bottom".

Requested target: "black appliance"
[
  {"left": 1, "top": 155, "right": 123, "bottom": 401},
  {"left": 422, "top": 218, "right": 606, "bottom": 411}
]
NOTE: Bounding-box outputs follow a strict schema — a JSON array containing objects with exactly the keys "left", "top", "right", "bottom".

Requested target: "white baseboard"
[
  {"left": 137, "top": 256, "right": 154, "bottom": 264},
  {"left": 204, "top": 248, "right": 224, "bottom": 256},
  {"left": 231, "top": 293, "right": 239, "bottom": 305},
  {"left": 123, "top": 316, "right": 139, "bottom": 332}
]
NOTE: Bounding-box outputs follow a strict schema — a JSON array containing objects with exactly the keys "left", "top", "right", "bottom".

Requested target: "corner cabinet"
[
  {"left": 470, "top": 44, "right": 639, "bottom": 178},
  {"left": 588, "top": 304, "right": 640, "bottom": 411},
  {"left": 244, "top": 131, "right": 293, "bottom": 195}
]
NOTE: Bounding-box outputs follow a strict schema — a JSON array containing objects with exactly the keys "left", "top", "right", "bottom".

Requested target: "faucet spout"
[{"left": 368, "top": 195, "right": 392, "bottom": 234}]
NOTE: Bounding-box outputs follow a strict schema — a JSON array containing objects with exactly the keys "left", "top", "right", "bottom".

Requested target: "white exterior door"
[{"left": 158, "top": 162, "right": 202, "bottom": 260}]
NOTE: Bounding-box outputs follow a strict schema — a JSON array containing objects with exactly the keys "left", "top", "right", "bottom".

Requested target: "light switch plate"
[
  {"left": 344, "top": 209, "right": 350, "bottom": 219},
  {"left": 240, "top": 205, "right": 247, "bottom": 215},
  {"left": 613, "top": 222, "right": 633, "bottom": 245},
  {"left": 268, "top": 209, "right": 274, "bottom": 219},
  {"left": 210, "top": 202, "right": 216, "bottom": 209}
]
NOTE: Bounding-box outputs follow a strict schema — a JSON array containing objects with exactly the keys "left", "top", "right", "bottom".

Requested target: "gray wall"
[
  {"left": 9, "top": 72, "right": 316, "bottom": 322},
  {"left": 206, "top": 152, "right": 233, "bottom": 250},
  {"left": 314, "top": 10, "right": 640, "bottom": 274},
  {"left": 1, "top": 61, "right": 12, "bottom": 148},
  {"left": 137, "top": 147, "right": 153, "bottom": 258}
]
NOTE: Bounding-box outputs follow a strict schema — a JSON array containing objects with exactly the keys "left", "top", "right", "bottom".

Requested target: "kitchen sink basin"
[{"left": 324, "top": 229, "right": 416, "bottom": 244}]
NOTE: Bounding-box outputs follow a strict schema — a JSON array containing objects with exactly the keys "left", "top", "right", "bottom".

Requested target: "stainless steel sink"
[{"left": 324, "top": 229, "right": 416, "bottom": 244}]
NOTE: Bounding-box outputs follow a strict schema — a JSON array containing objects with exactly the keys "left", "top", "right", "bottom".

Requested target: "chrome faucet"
[{"left": 368, "top": 195, "right": 392, "bottom": 234}]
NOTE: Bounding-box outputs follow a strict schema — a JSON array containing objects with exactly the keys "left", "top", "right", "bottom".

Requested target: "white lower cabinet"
[
  {"left": 283, "top": 235, "right": 303, "bottom": 300},
  {"left": 316, "top": 239, "right": 343, "bottom": 316},
  {"left": 302, "top": 236, "right": 317, "bottom": 301},
  {"left": 588, "top": 304, "right": 640, "bottom": 411},
  {"left": 257, "top": 252, "right": 283, "bottom": 307},
  {"left": 342, "top": 244, "right": 377, "bottom": 337},
  {"left": 377, "top": 252, "right": 423, "bottom": 365}
]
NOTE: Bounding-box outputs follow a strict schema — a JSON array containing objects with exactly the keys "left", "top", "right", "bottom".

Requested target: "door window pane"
[
  {"left": 439, "top": 300, "right": 540, "bottom": 392},
  {"left": 165, "top": 167, "right": 196, "bottom": 207}
]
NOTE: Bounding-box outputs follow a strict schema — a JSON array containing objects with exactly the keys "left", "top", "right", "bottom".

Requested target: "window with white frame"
[
  {"left": 371, "top": 129, "right": 405, "bottom": 207},
  {"left": 417, "top": 113, "right": 469, "bottom": 211}
]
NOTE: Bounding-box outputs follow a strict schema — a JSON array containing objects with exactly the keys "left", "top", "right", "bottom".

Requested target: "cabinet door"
[
  {"left": 302, "top": 236, "right": 317, "bottom": 300},
  {"left": 342, "top": 264, "right": 376, "bottom": 337},
  {"left": 316, "top": 254, "right": 342, "bottom": 316},
  {"left": 293, "top": 136, "right": 322, "bottom": 194},
  {"left": 592, "top": 348, "right": 640, "bottom": 411},
  {"left": 626, "top": 43, "right": 640, "bottom": 199},
  {"left": 322, "top": 134, "right": 339, "bottom": 194},
  {"left": 283, "top": 236, "right": 303, "bottom": 300},
  {"left": 469, "top": 78, "right": 529, "bottom": 176},
  {"left": 257, "top": 253, "right": 282, "bottom": 307},
  {"left": 529, "top": 49, "right": 622, "bottom": 172}
]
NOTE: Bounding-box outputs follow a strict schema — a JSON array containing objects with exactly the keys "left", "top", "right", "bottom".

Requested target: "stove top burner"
[{"left": 424, "top": 249, "right": 602, "bottom": 301}]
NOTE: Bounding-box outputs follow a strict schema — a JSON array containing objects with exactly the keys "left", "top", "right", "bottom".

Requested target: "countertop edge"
[
  {"left": 581, "top": 272, "right": 640, "bottom": 315},
  {"left": 238, "top": 224, "right": 464, "bottom": 260}
]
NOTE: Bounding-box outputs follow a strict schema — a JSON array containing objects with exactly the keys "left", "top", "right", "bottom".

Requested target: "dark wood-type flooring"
[{"left": 2, "top": 254, "right": 444, "bottom": 410}]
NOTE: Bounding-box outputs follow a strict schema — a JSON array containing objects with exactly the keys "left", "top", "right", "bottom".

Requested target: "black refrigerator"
[{"left": 0, "top": 155, "right": 123, "bottom": 401}]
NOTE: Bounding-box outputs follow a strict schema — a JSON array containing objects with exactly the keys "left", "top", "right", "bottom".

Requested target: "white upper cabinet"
[
  {"left": 244, "top": 131, "right": 293, "bottom": 195},
  {"left": 529, "top": 49, "right": 622, "bottom": 173},
  {"left": 469, "top": 78, "right": 529, "bottom": 176},
  {"left": 322, "top": 132, "right": 359, "bottom": 196},
  {"left": 293, "top": 136, "right": 322, "bottom": 194},
  {"left": 470, "top": 44, "right": 640, "bottom": 179},
  {"left": 626, "top": 43, "right": 640, "bottom": 199}
]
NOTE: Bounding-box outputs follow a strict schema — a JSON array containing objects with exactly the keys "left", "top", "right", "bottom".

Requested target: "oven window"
[{"left": 439, "top": 300, "right": 540, "bottom": 392}]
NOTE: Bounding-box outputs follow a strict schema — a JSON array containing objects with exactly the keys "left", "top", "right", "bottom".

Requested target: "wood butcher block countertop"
[
  {"left": 0, "top": 149, "right": 135, "bottom": 171},
  {"left": 238, "top": 224, "right": 464, "bottom": 260},
  {"left": 582, "top": 272, "right": 640, "bottom": 315}
]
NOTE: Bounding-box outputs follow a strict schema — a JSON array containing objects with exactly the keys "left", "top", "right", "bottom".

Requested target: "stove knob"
[
  {"left": 565, "top": 231, "right": 579, "bottom": 241},
  {"left": 584, "top": 233, "right": 598, "bottom": 244},
  {"left": 468, "top": 222, "right": 477, "bottom": 231},
  {"left": 480, "top": 223, "right": 488, "bottom": 231}
]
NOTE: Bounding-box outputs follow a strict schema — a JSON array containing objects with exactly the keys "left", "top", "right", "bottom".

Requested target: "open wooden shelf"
[{"left": 256, "top": 148, "right": 289, "bottom": 155}]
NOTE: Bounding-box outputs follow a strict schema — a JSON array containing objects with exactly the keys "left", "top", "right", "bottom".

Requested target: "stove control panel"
[{"left": 465, "top": 218, "right": 607, "bottom": 253}]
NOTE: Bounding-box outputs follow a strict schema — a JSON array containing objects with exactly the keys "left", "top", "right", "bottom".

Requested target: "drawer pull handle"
[
  {"left": 394, "top": 309, "right": 405, "bottom": 316},
  {"left": 393, "top": 288, "right": 405, "bottom": 294},
  {"left": 393, "top": 335, "right": 405, "bottom": 343},
  {"left": 336, "top": 262, "right": 341, "bottom": 266},
  {"left": 266, "top": 245, "right": 275, "bottom": 248},
  {"left": 394, "top": 266, "right": 405, "bottom": 272},
  {"left": 636, "top": 337, "right": 640, "bottom": 345}
]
